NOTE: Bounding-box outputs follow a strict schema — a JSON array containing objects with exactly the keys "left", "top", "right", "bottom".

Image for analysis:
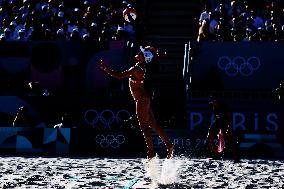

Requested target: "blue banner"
[{"left": 191, "top": 42, "right": 284, "bottom": 90}]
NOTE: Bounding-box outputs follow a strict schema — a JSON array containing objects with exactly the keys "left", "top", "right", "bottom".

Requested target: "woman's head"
[{"left": 135, "top": 46, "right": 155, "bottom": 64}]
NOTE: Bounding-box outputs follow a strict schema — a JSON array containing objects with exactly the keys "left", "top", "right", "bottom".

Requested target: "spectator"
[
  {"left": 229, "top": 27, "right": 237, "bottom": 41},
  {"left": 70, "top": 28, "right": 80, "bottom": 41},
  {"left": 197, "top": 19, "right": 211, "bottom": 41},
  {"left": 24, "top": 22, "right": 32, "bottom": 40},
  {"left": 17, "top": 29, "right": 26, "bottom": 40},
  {"left": 206, "top": 96, "right": 240, "bottom": 162},
  {"left": 273, "top": 25, "right": 282, "bottom": 41},
  {"left": 209, "top": 11, "right": 219, "bottom": 34},
  {"left": 0, "top": 33, "right": 6, "bottom": 41},
  {"left": 198, "top": 0, "right": 284, "bottom": 42},
  {"left": 242, "top": 28, "right": 253, "bottom": 41},
  {"left": 14, "top": 16, "right": 25, "bottom": 38},
  {"left": 254, "top": 27, "right": 265, "bottom": 41},
  {"left": 89, "top": 22, "right": 99, "bottom": 41},
  {"left": 4, "top": 27, "right": 11, "bottom": 40},
  {"left": 9, "top": 21, "right": 17, "bottom": 40},
  {"left": 215, "top": 17, "right": 231, "bottom": 41},
  {"left": 0, "top": 0, "right": 139, "bottom": 42},
  {"left": 228, "top": 1, "right": 242, "bottom": 18},
  {"left": 252, "top": 10, "right": 264, "bottom": 29},
  {"left": 199, "top": 3, "right": 211, "bottom": 26},
  {"left": 82, "top": 33, "right": 90, "bottom": 41},
  {"left": 56, "top": 28, "right": 65, "bottom": 40}
]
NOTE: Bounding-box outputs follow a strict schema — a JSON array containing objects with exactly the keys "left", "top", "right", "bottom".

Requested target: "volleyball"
[{"left": 123, "top": 7, "right": 137, "bottom": 22}]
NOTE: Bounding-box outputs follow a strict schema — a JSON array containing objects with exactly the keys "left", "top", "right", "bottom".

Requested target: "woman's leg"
[
  {"left": 207, "top": 121, "right": 220, "bottom": 157},
  {"left": 136, "top": 98, "right": 155, "bottom": 159},
  {"left": 147, "top": 104, "right": 174, "bottom": 159},
  {"left": 224, "top": 124, "right": 240, "bottom": 162},
  {"left": 207, "top": 130, "right": 219, "bottom": 156}
]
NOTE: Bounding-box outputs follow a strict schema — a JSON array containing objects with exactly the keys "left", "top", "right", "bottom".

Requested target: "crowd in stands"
[
  {"left": 198, "top": 0, "right": 284, "bottom": 42},
  {"left": 0, "top": 0, "right": 137, "bottom": 41},
  {"left": 0, "top": 0, "right": 142, "bottom": 128}
]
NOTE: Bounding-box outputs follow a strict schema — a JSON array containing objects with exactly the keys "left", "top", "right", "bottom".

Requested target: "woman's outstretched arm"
[{"left": 99, "top": 59, "right": 136, "bottom": 79}]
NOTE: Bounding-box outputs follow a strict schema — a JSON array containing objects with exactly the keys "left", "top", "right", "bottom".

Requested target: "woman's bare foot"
[
  {"left": 147, "top": 151, "right": 156, "bottom": 160},
  {"left": 166, "top": 144, "right": 174, "bottom": 159}
]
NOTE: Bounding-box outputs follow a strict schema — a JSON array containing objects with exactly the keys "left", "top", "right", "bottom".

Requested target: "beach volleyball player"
[{"left": 98, "top": 46, "right": 174, "bottom": 159}]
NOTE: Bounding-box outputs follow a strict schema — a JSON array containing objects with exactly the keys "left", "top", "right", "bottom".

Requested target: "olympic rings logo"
[
  {"left": 217, "top": 56, "right": 261, "bottom": 77},
  {"left": 95, "top": 134, "right": 126, "bottom": 148},
  {"left": 84, "top": 109, "right": 132, "bottom": 128}
]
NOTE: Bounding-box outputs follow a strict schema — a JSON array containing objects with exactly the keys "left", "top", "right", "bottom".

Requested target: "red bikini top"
[
  {"left": 129, "top": 78, "right": 144, "bottom": 84},
  {"left": 129, "top": 64, "right": 145, "bottom": 84}
]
